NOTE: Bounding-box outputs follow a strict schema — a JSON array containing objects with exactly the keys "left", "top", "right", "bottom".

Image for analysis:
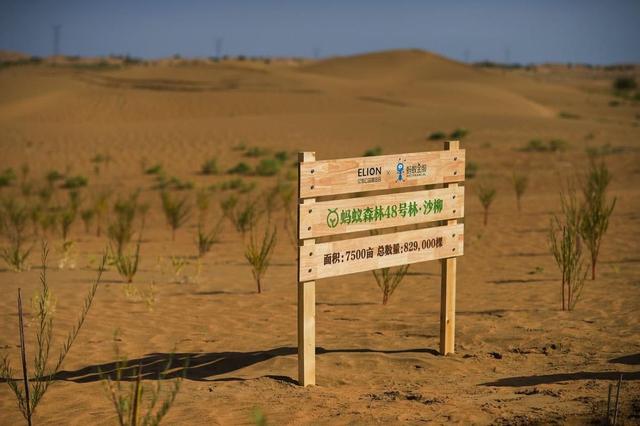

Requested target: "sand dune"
[{"left": 0, "top": 50, "right": 639, "bottom": 424}]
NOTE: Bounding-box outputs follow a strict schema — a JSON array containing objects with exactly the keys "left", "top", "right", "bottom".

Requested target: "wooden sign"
[
  {"left": 300, "top": 223, "right": 463, "bottom": 281},
  {"left": 296, "top": 141, "right": 465, "bottom": 386},
  {"left": 299, "top": 186, "right": 465, "bottom": 239},
  {"left": 299, "top": 150, "right": 465, "bottom": 198}
]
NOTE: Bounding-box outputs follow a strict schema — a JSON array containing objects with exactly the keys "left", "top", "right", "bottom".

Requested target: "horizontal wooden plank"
[
  {"left": 299, "top": 186, "right": 464, "bottom": 239},
  {"left": 299, "top": 150, "right": 465, "bottom": 198},
  {"left": 299, "top": 223, "right": 463, "bottom": 281}
]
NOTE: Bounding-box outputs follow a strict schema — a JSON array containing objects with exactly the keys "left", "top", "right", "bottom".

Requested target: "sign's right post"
[{"left": 439, "top": 140, "right": 459, "bottom": 355}]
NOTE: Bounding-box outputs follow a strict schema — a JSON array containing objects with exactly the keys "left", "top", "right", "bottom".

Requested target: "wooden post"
[
  {"left": 440, "top": 140, "right": 459, "bottom": 355},
  {"left": 298, "top": 152, "right": 316, "bottom": 386}
]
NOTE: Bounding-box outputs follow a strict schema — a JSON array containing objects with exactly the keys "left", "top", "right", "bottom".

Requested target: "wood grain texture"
[
  {"left": 440, "top": 140, "right": 459, "bottom": 355},
  {"left": 298, "top": 152, "right": 317, "bottom": 386},
  {"left": 299, "top": 150, "right": 465, "bottom": 198},
  {"left": 299, "top": 185, "right": 464, "bottom": 239},
  {"left": 299, "top": 223, "right": 463, "bottom": 281}
]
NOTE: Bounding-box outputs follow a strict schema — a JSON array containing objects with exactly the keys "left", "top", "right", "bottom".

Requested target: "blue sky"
[{"left": 1, "top": 0, "right": 639, "bottom": 64}]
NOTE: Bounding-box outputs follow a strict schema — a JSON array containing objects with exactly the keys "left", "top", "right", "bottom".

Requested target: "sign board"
[{"left": 296, "top": 141, "right": 465, "bottom": 386}]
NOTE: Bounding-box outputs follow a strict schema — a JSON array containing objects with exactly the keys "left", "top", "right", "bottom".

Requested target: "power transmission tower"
[
  {"left": 215, "top": 37, "right": 224, "bottom": 59},
  {"left": 53, "top": 25, "right": 61, "bottom": 56}
]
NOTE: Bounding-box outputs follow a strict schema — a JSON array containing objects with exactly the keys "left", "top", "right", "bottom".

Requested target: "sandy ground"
[{"left": 1, "top": 50, "right": 639, "bottom": 425}]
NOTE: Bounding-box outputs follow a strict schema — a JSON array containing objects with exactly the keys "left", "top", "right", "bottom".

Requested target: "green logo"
[{"left": 326, "top": 208, "right": 339, "bottom": 228}]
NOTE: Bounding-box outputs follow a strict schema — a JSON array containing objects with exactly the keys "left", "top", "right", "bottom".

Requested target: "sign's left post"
[{"left": 297, "top": 152, "right": 316, "bottom": 386}]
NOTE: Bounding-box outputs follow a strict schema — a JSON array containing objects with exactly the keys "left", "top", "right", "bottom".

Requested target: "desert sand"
[{"left": 0, "top": 49, "right": 639, "bottom": 424}]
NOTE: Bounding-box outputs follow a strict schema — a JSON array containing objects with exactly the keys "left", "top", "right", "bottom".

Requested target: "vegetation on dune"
[
  {"left": 227, "top": 162, "right": 253, "bottom": 175},
  {"left": 160, "top": 191, "right": 191, "bottom": 241},
  {"left": 512, "top": 172, "right": 529, "bottom": 212},
  {"left": 113, "top": 240, "right": 141, "bottom": 283},
  {"left": 428, "top": 131, "right": 446, "bottom": 141},
  {"left": 244, "top": 147, "right": 269, "bottom": 158},
  {"left": 244, "top": 224, "right": 277, "bottom": 294},
  {"left": 108, "top": 192, "right": 140, "bottom": 255},
  {"left": 0, "top": 242, "right": 105, "bottom": 425},
  {"left": 521, "top": 139, "right": 568, "bottom": 152},
  {"left": 612, "top": 76, "right": 636, "bottom": 92},
  {"left": 200, "top": 158, "right": 219, "bottom": 175},
  {"left": 61, "top": 175, "right": 88, "bottom": 189},
  {"left": 373, "top": 265, "right": 410, "bottom": 305},
  {"left": 465, "top": 161, "right": 478, "bottom": 179},
  {"left": 100, "top": 334, "right": 184, "bottom": 426},
  {"left": 363, "top": 146, "right": 383, "bottom": 157},
  {"left": 476, "top": 183, "right": 497, "bottom": 226},
  {"left": 579, "top": 159, "right": 616, "bottom": 280},
  {"left": 255, "top": 158, "right": 282, "bottom": 176},
  {"left": 0, "top": 168, "right": 17, "bottom": 188},
  {"left": 0, "top": 198, "right": 32, "bottom": 271},
  {"left": 549, "top": 186, "right": 587, "bottom": 311},
  {"left": 449, "top": 128, "right": 469, "bottom": 139}
]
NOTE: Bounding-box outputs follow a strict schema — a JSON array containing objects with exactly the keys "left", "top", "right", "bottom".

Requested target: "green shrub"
[
  {"left": 549, "top": 187, "right": 587, "bottom": 311},
  {"left": 274, "top": 151, "right": 289, "bottom": 163},
  {"left": 219, "top": 178, "right": 255, "bottom": 193},
  {"left": 160, "top": 191, "right": 191, "bottom": 241},
  {"left": 45, "top": 170, "right": 64, "bottom": 186},
  {"left": 558, "top": 111, "right": 580, "bottom": 120},
  {"left": 200, "top": 158, "right": 219, "bottom": 175},
  {"left": 145, "top": 164, "right": 163, "bottom": 175},
  {"left": 428, "top": 131, "right": 446, "bottom": 141},
  {"left": 245, "top": 147, "right": 268, "bottom": 158},
  {"left": 465, "top": 161, "right": 478, "bottom": 179},
  {"left": 228, "top": 162, "right": 252, "bottom": 175},
  {"left": 0, "top": 198, "right": 32, "bottom": 271},
  {"left": 363, "top": 146, "right": 382, "bottom": 157},
  {"left": 512, "top": 172, "right": 529, "bottom": 212},
  {"left": 523, "top": 139, "right": 547, "bottom": 152},
  {"left": 613, "top": 76, "right": 636, "bottom": 91},
  {"left": 450, "top": 128, "right": 469, "bottom": 139},
  {"left": 580, "top": 159, "right": 616, "bottom": 280},
  {"left": 0, "top": 168, "right": 16, "bottom": 188},
  {"left": 61, "top": 175, "right": 88, "bottom": 189},
  {"left": 373, "top": 264, "right": 410, "bottom": 305},
  {"left": 0, "top": 243, "right": 104, "bottom": 425},
  {"left": 549, "top": 139, "right": 568, "bottom": 152},
  {"left": 255, "top": 158, "right": 281, "bottom": 176},
  {"left": 477, "top": 183, "right": 497, "bottom": 226},
  {"left": 244, "top": 225, "right": 277, "bottom": 293}
]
